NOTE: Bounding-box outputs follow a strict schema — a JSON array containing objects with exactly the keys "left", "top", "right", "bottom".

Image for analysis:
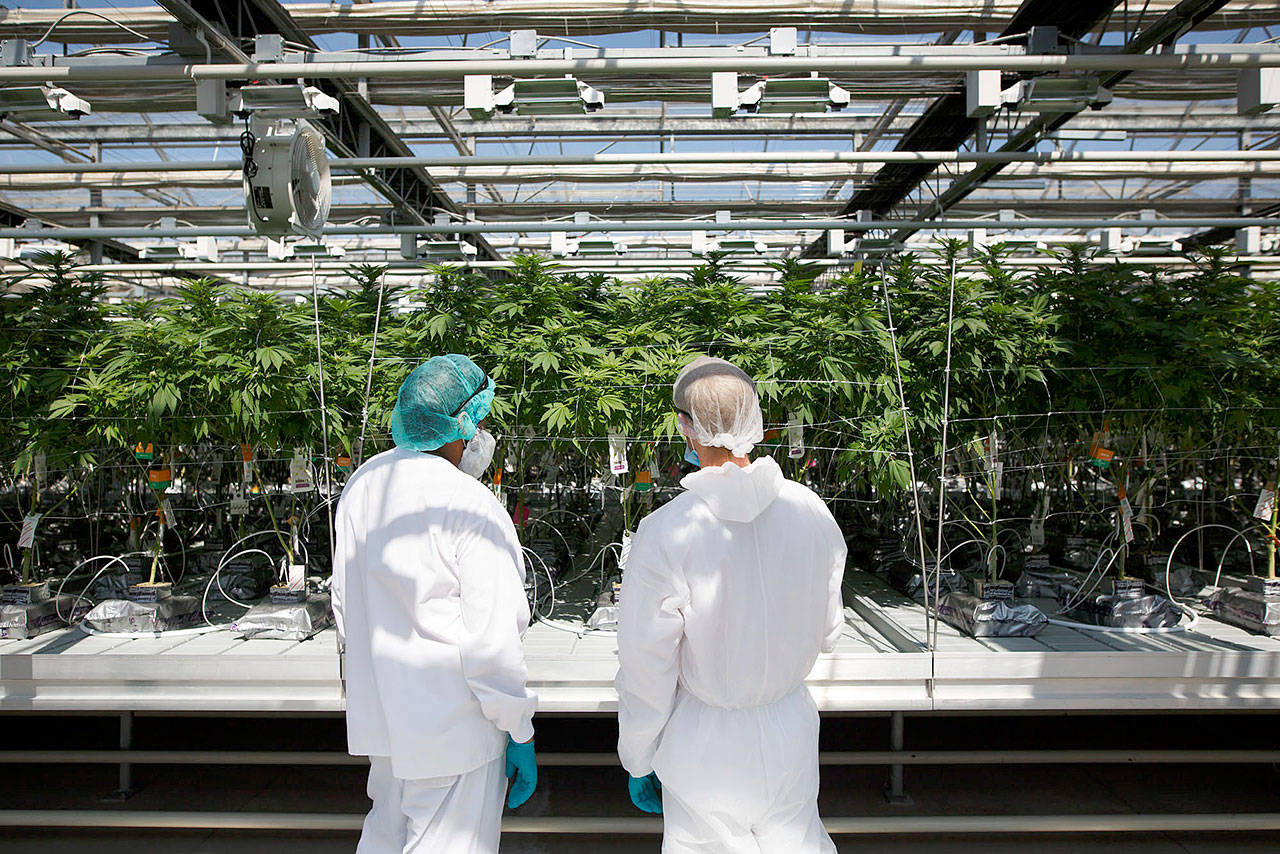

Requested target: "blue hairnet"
[{"left": 391, "top": 354, "right": 495, "bottom": 451}]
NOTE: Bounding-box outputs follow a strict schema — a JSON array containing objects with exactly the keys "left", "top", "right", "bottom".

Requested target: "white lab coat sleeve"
[
  {"left": 817, "top": 499, "right": 848, "bottom": 654},
  {"left": 454, "top": 494, "right": 537, "bottom": 744},
  {"left": 330, "top": 490, "right": 358, "bottom": 647},
  {"left": 616, "top": 521, "right": 688, "bottom": 778}
]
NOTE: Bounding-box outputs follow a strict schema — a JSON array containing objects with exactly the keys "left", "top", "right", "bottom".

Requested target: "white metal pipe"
[
  {"left": 3, "top": 149, "right": 1280, "bottom": 175},
  {"left": 4, "top": 52, "right": 1280, "bottom": 84},
  {"left": 0, "top": 810, "right": 1277, "bottom": 834},
  {"left": 18, "top": 258, "right": 1280, "bottom": 285},
  {"left": 6, "top": 217, "right": 1280, "bottom": 240},
  {"left": 0, "top": 0, "right": 1270, "bottom": 41}
]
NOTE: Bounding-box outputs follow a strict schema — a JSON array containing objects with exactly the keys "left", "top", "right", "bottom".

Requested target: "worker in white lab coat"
[
  {"left": 332, "top": 354, "right": 538, "bottom": 854},
  {"left": 616, "top": 356, "right": 847, "bottom": 853}
]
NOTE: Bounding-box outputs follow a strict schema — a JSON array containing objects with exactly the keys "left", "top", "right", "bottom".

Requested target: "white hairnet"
[{"left": 672, "top": 356, "right": 764, "bottom": 458}]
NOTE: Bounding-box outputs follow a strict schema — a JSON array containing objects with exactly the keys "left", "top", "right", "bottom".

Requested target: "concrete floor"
[{"left": 1, "top": 713, "right": 1278, "bottom": 852}]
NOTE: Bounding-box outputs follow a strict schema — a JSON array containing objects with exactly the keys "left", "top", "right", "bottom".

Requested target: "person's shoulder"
[
  {"left": 338, "top": 451, "right": 388, "bottom": 500},
  {"left": 776, "top": 477, "right": 836, "bottom": 520},
  {"left": 635, "top": 490, "right": 707, "bottom": 537},
  {"left": 451, "top": 468, "right": 505, "bottom": 509}
]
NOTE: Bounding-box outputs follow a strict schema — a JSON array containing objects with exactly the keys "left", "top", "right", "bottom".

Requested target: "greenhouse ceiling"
[{"left": 0, "top": 0, "right": 1278, "bottom": 290}]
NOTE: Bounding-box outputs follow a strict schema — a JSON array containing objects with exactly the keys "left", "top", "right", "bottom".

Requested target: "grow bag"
[
  {"left": 1208, "top": 587, "right": 1280, "bottom": 636},
  {"left": 0, "top": 595, "right": 90, "bottom": 639},
  {"left": 1015, "top": 566, "right": 1087, "bottom": 601},
  {"left": 232, "top": 592, "right": 332, "bottom": 641},
  {"left": 888, "top": 561, "right": 960, "bottom": 604},
  {"left": 1081, "top": 593, "right": 1181, "bottom": 630},
  {"left": 82, "top": 595, "right": 201, "bottom": 633}
]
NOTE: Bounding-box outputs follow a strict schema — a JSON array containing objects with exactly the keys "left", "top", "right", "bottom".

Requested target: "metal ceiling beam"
[
  {"left": 7, "top": 113, "right": 1276, "bottom": 147},
  {"left": 9, "top": 216, "right": 1280, "bottom": 241},
  {"left": 9, "top": 46, "right": 1280, "bottom": 86},
  {"left": 0, "top": 199, "right": 141, "bottom": 264},
  {"left": 823, "top": 0, "right": 1123, "bottom": 223},
  {"left": 30, "top": 195, "right": 1272, "bottom": 227},
  {"left": 882, "top": 0, "right": 1236, "bottom": 245},
  {"left": 362, "top": 22, "right": 504, "bottom": 205},
  {"left": 5, "top": 148, "right": 1280, "bottom": 175},
  {"left": 155, "top": 0, "right": 501, "bottom": 262}
]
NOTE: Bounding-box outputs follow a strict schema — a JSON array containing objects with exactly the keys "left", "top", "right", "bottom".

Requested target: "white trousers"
[
  {"left": 652, "top": 687, "right": 836, "bottom": 854},
  {"left": 356, "top": 754, "right": 507, "bottom": 854}
]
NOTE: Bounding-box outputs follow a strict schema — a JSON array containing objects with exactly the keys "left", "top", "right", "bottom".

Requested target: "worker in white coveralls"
[
  {"left": 616, "top": 355, "right": 847, "bottom": 853},
  {"left": 331, "top": 354, "right": 538, "bottom": 854}
]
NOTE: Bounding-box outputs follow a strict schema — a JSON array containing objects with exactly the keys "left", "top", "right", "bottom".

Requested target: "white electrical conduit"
[
  {"left": 8, "top": 216, "right": 1280, "bottom": 240},
  {"left": 0, "top": 810, "right": 1278, "bottom": 834},
  {"left": 0, "top": 0, "right": 1263, "bottom": 40},
  {"left": 4, "top": 150, "right": 1280, "bottom": 174},
  {"left": 2, "top": 51, "right": 1280, "bottom": 85}
]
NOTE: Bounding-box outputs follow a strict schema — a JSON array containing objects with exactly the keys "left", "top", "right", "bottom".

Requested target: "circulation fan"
[{"left": 242, "top": 119, "right": 331, "bottom": 238}]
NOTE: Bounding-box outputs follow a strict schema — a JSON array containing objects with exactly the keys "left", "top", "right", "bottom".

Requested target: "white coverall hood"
[{"left": 679, "top": 455, "right": 784, "bottom": 524}]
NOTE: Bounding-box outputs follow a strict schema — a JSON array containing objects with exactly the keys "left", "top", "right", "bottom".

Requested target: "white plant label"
[
  {"left": 1120, "top": 496, "right": 1135, "bottom": 544},
  {"left": 787, "top": 414, "right": 804, "bottom": 459},
  {"left": 986, "top": 431, "right": 998, "bottom": 472},
  {"left": 1255, "top": 488, "right": 1276, "bottom": 522},
  {"left": 229, "top": 496, "right": 250, "bottom": 516},
  {"left": 33, "top": 452, "right": 46, "bottom": 485},
  {"left": 290, "top": 449, "right": 314, "bottom": 493},
  {"left": 608, "top": 433, "right": 629, "bottom": 475},
  {"left": 1029, "top": 494, "right": 1049, "bottom": 546},
  {"left": 282, "top": 557, "right": 306, "bottom": 591},
  {"left": 17, "top": 513, "right": 41, "bottom": 549},
  {"left": 619, "top": 531, "right": 633, "bottom": 574},
  {"left": 160, "top": 499, "right": 175, "bottom": 523},
  {"left": 1134, "top": 481, "right": 1150, "bottom": 525},
  {"left": 991, "top": 461, "right": 1004, "bottom": 500}
]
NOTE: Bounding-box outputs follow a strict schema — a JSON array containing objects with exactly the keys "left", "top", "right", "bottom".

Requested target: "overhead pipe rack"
[
  {"left": 0, "top": 148, "right": 1278, "bottom": 176},
  {"left": 3, "top": 47, "right": 1280, "bottom": 84},
  {"left": 4, "top": 216, "right": 1280, "bottom": 241}
]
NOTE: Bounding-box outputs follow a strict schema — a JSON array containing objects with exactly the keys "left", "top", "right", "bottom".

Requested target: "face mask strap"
[{"left": 450, "top": 373, "right": 491, "bottom": 418}]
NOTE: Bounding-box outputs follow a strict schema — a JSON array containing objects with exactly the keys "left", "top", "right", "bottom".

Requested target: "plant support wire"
[
  {"left": 310, "top": 258, "right": 335, "bottom": 566},
  {"left": 355, "top": 269, "right": 390, "bottom": 469},
  {"left": 879, "top": 266, "right": 932, "bottom": 650},
  {"left": 931, "top": 257, "right": 957, "bottom": 653}
]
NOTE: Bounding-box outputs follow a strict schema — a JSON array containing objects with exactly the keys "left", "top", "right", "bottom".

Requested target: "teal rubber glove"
[
  {"left": 628, "top": 773, "right": 663, "bottom": 815},
  {"left": 505, "top": 736, "right": 537, "bottom": 809}
]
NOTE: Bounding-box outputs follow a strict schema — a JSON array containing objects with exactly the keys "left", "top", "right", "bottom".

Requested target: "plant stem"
[{"left": 253, "top": 459, "right": 293, "bottom": 564}]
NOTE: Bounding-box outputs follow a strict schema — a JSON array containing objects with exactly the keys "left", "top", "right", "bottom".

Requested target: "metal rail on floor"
[
  {"left": 4, "top": 749, "right": 1280, "bottom": 766},
  {"left": 1, "top": 810, "right": 1279, "bottom": 834}
]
